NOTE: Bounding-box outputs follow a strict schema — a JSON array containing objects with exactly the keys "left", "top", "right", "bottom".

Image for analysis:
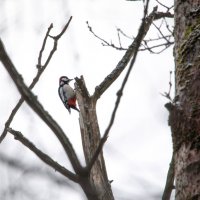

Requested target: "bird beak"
[{"left": 69, "top": 79, "right": 73, "bottom": 82}]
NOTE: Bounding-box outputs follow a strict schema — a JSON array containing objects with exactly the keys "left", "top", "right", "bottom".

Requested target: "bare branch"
[
  {"left": 49, "top": 16, "right": 72, "bottom": 40},
  {"left": 7, "top": 128, "right": 79, "bottom": 183},
  {"left": 0, "top": 17, "right": 72, "bottom": 144},
  {"left": 0, "top": 23, "right": 53, "bottom": 144},
  {"left": 87, "top": 8, "right": 173, "bottom": 57},
  {"left": 140, "top": 40, "right": 174, "bottom": 54},
  {"left": 117, "top": 28, "right": 134, "bottom": 40},
  {"left": 156, "top": 0, "right": 174, "bottom": 12},
  {"left": 37, "top": 23, "right": 53, "bottom": 68},
  {"left": 86, "top": 21, "right": 127, "bottom": 51},
  {"left": 153, "top": 22, "right": 170, "bottom": 43},
  {"left": 117, "top": 28, "right": 122, "bottom": 48},
  {"left": 93, "top": 4, "right": 157, "bottom": 100},
  {"left": 0, "top": 38, "right": 82, "bottom": 174},
  {"left": 161, "top": 71, "right": 173, "bottom": 102},
  {"left": 164, "top": 18, "right": 174, "bottom": 35},
  {"left": 162, "top": 154, "right": 175, "bottom": 200},
  {"left": 88, "top": 46, "right": 139, "bottom": 171},
  {"left": 154, "top": 11, "right": 174, "bottom": 20},
  {"left": 140, "top": 17, "right": 174, "bottom": 53},
  {"left": 88, "top": 25, "right": 174, "bottom": 54},
  {"left": 87, "top": 1, "right": 156, "bottom": 172}
]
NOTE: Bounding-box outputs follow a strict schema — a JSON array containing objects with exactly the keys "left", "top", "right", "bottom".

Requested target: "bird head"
[{"left": 59, "top": 76, "right": 73, "bottom": 85}]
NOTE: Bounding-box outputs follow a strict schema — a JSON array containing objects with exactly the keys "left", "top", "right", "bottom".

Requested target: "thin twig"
[
  {"left": 153, "top": 22, "right": 170, "bottom": 43},
  {"left": 156, "top": 0, "right": 174, "bottom": 12},
  {"left": 87, "top": 9, "right": 173, "bottom": 53},
  {"left": 140, "top": 41, "right": 174, "bottom": 54},
  {"left": 117, "top": 28, "right": 133, "bottom": 40},
  {"left": 144, "top": 34, "right": 172, "bottom": 42},
  {"left": 164, "top": 18, "right": 174, "bottom": 35},
  {"left": 7, "top": 128, "right": 79, "bottom": 182},
  {"left": 161, "top": 71, "right": 173, "bottom": 102},
  {"left": 87, "top": 21, "right": 127, "bottom": 51},
  {"left": 37, "top": 24, "right": 53, "bottom": 68},
  {"left": 117, "top": 28, "right": 122, "bottom": 48},
  {"left": 49, "top": 16, "right": 72, "bottom": 40}
]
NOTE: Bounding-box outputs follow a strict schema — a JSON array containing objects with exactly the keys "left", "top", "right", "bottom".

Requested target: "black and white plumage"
[{"left": 58, "top": 76, "right": 79, "bottom": 113}]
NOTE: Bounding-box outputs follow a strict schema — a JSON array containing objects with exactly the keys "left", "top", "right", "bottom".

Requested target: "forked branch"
[
  {"left": 1, "top": 23, "right": 53, "bottom": 144},
  {"left": 87, "top": 4, "right": 174, "bottom": 55},
  {"left": 93, "top": 5, "right": 157, "bottom": 100},
  {"left": 0, "top": 18, "right": 82, "bottom": 174},
  {"left": 87, "top": 2, "right": 157, "bottom": 172},
  {"left": 0, "top": 17, "right": 72, "bottom": 144}
]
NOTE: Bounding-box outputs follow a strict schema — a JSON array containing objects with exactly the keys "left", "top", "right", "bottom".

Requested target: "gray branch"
[
  {"left": 7, "top": 128, "right": 79, "bottom": 183},
  {"left": 87, "top": 3, "right": 158, "bottom": 173},
  {"left": 0, "top": 17, "right": 72, "bottom": 144},
  {"left": 93, "top": 6, "right": 158, "bottom": 101}
]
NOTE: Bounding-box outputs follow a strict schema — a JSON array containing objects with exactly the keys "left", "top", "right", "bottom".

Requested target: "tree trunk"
[
  {"left": 75, "top": 76, "right": 114, "bottom": 200},
  {"left": 172, "top": 1, "right": 200, "bottom": 199}
]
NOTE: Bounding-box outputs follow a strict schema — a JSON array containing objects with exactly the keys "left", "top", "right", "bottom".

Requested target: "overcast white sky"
[{"left": 0, "top": 0, "right": 174, "bottom": 199}]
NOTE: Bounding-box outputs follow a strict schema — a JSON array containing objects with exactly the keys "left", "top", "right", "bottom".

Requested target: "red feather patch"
[{"left": 67, "top": 98, "right": 77, "bottom": 106}]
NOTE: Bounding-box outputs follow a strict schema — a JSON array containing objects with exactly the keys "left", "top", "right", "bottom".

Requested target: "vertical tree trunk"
[
  {"left": 75, "top": 76, "right": 114, "bottom": 200},
  {"left": 172, "top": 1, "right": 200, "bottom": 199}
]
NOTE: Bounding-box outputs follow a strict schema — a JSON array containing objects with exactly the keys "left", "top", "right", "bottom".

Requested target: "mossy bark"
[{"left": 172, "top": 1, "right": 200, "bottom": 199}]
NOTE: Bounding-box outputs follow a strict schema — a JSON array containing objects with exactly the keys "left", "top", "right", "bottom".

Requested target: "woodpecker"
[{"left": 58, "top": 76, "right": 80, "bottom": 113}]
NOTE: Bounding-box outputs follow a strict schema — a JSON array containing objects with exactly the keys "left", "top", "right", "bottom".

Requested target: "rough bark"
[
  {"left": 172, "top": 1, "right": 200, "bottom": 199},
  {"left": 75, "top": 76, "right": 114, "bottom": 200}
]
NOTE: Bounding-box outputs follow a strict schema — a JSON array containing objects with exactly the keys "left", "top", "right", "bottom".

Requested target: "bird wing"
[
  {"left": 58, "top": 88, "right": 70, "bottom": 113},
  {"left": 62, "top": 84, "right": 75, "bottom": 100},
  {"left": 58, "top": 86, "right": 66, "bottom": 103}
]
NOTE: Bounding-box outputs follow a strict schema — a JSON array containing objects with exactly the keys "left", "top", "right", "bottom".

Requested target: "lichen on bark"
[{"left": 172, "top": 1, "right": 200, "bottom": 199}]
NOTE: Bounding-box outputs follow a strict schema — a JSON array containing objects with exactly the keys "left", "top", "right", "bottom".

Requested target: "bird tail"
[
  {"left": 67, "top": 98, "right": 80, "bottom": 113},
  {"left": 71, "top": 105, "right": 80, "bottom": 112}
]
